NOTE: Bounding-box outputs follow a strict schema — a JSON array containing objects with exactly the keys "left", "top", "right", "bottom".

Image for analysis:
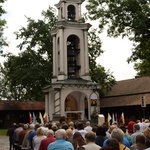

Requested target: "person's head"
[
  {"left": 136, "top": 134, "right": 146, "bottom": 145},
  {"left": 36, "top": 127, "right": 44, "bottom": 136},
  {"left": 55, "top": 129, "right": 67, "bottom": 139},
  {"left": 119, "top": 125, "right": 126, "bottom": 134},
  {"left": 68, "top": 121, "right": 74, "bottom": 129},
  {"left": 96, "top": 126, "right": 106, "bottom": 136},
  {"left": 52, "top": 124, "right": 58, "bottom": 132},
  {"left": 72, "top": 132, "right": 85, "bottom": 149},
  {"left": 86, "top": 121, "right": 91, "bottom": 126},
  {"left": 12, "top": 123, "right": 17, "bottom": 128},
  {"left": 145, "top": 119, "right": 149, "bottom": 123},
  {"left": 61, "top": 124, "right": 68, "bottom": 130},
  {"left": 143, "top": 126, "right": 150, "bottom": 139},
  {"left": 92, "top": 125, "right": 98, "bottom": 133},
  {"left": 69, "top": 121, "right": 74, "bottom": 127},
  {"left": 34, "top": 123, "right": 40, "bottom": 131},
  {"left": 85, "top": 131, "right": 96, "bottom": 143},
  {"left": 46, "top": 129, "right": 54, "bottom": 137},
  {"left": 29, "top": 124, "right": 35, "bottom": 130},
  {"left": 133, "top": 124, "right": 140, "bottom": 132},
  {"left": 109, "top": 124, "right": 117, "bottom": 134},
  {"left": 23, "top": 124, "right": 29, "bottom": 130},
  {"left": 77, "top": 122, "right": 84, "bottom": 130},
  {"left": 136, "top": 119, "right": 141, "bottom": 123},
  {"left": 105, "top": 138, "right": 120, "bottom": 150},
  {"left": 111, "top": 128, "right": 124, "bottom": 143},
  {"left": 18, "top": 123, "right": 23, "bottom": 127},
  {"left": 66, "top": 129, "right": 73, "bottom": 138}
]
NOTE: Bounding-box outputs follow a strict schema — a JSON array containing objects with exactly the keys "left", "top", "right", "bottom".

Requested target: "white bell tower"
[
  {"left": 43, "top": 0, "right": 100, "bottom": 122},
  {"left": 51, "top": 0, "right": 91, "bottom": 82}
]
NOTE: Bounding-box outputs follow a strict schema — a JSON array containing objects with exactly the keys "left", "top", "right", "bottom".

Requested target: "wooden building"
[
  {"left": 0, "top": 101, "right": 45, "bottom": 128},
  {"left": 100, "top": 76, "right": 150, "bottom": 123}
]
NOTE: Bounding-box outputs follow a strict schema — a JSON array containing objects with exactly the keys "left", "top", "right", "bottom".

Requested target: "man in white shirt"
[{"left": 84, "top": 121, "right": 92, "bottom": 132}]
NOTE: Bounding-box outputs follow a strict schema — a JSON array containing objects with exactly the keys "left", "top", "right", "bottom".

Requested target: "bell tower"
[
  {"left": 43, "top": 0, "right": 100, "bottom": 122},
  {"left": 51, "top": 0, "right": 91, "bottom": 82}
]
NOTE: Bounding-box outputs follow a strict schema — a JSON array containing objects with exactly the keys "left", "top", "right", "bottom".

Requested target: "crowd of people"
[{"left": 7, "top": 118, "right": 150, "bottom": 150}]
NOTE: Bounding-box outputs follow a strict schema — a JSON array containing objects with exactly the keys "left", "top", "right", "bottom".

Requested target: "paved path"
[{"left": 0, "top": 135, "right": 9, "bottom": 150}]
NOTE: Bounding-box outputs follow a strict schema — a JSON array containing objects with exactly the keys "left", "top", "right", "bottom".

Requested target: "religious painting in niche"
[
  {"left": 91, "top": 99, "right": 97, "bottom": 106},
  {"left": 90, "top": 92, "right": 98, "bottom": 117}
]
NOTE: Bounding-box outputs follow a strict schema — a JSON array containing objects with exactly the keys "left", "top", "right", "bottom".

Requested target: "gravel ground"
[{"left": 0, "top": 135, "right": 9, "bottom": 150}]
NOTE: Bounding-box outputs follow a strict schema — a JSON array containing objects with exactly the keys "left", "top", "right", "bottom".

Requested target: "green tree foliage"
[
  {"left": 86, "top": 0, "right": 150, "bottom": 77},
  {"left": 0, "top": 0, "right": 7, "bottom": 52},
  {"left": 1, "top": 6, "right": 115, "bottom": 100},
  {"left": 88, "top": 29, "right": 115, "bottom": 95},
  {"left": 1, "top": 51, "right": 51, "bottom": 101}
]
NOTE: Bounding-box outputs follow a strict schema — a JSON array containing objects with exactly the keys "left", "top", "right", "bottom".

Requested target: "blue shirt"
[
  {"left": 28, "top": 130, "right": 36, "bottom": 142},
  {"left": 47, "top": 139, "right": 74, "bottom": 150}
]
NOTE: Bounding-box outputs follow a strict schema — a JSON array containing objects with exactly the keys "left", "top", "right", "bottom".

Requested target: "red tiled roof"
[{"left": 0, "top": 100, "right": 45, "bottom": 110}]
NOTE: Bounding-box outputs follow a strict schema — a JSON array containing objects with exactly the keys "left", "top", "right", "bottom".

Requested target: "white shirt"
[{"left": 84, "top": 126, "right": 92, "bottom": 132}]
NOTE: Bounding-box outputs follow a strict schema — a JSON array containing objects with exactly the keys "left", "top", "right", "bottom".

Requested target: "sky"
[{"left": 2, "top": 0, "right": 137, "bottom": 81}]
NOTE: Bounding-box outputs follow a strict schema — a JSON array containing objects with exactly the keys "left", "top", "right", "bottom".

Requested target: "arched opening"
[
  {"left": 64, "top": 91, "right": 87, "bottom": 123},
  {"left": 57, "top": 37, "right": 60, "bottom": 75},
  {"left": 84, "top": 97, "right": 89, "bottom": 120},
  {"left": 90, "top": 93, "right": 98, "bottom": 117},
  {"left": 65, "top": 95, "right": 77, "bottom": 111},
  {"left": 67, "top": 5, "right": 76, "bottom": 20},
  {"left": 67, "top": 35, "right": 80, "bottom": 78}
]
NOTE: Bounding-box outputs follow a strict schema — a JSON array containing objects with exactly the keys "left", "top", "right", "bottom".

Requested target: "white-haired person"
[
  {"left": 84, "top": 121, "right": 92, "bottom": 132},
  {"left": 47, "top": 129, "right": 74, "bottom": 150},
  {"left": 21, "top": 123, "right": 35, "bottom": 149},
  {"left": 39, "top": 129, "right": 56, "bottom": 150},
  {"left": 111, "top": 128, "right": 130, "bottom": 150}
]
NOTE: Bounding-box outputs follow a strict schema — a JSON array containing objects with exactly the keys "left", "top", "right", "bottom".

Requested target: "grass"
[{"left": 0, "top": 129, "right": 7, "bottom": 135}]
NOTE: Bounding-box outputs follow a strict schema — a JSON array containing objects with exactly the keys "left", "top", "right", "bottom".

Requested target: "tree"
[
  {"left": 1, "top": 6, "right": 57, "bottom": 101},
  {"left": 1, "top": 51, "right": 51, "bottom": 101},
  {"left": 0, "top": 0, "right": 8, "bottom": 53},
  {"left": 86, "top": 0, "right": 150, "bottom": 77},
  {"left": 88, "top": 28, "right": 115, "bottom": 95},
  {"left": 1, "top": 6, "right": 115, "bottom": 100}
]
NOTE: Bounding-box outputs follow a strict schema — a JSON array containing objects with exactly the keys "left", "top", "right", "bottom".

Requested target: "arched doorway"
[{"left": 64, "top": 91, "right": 87, "bottom": 123}]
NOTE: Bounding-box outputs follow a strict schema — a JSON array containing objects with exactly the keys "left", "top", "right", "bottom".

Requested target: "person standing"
[
  {"left": 95, "top": 126, "right": 107, "bottom": 147},
  {"left": 72, "top": 132, "right": 86, "bottom": 150},
  {"left": 130, "top": 134, "right": 147, "bottom": 150},
  {"left": 39, "top": 130, "right": 56, "bottom": 150},
  {"left": 13, "top": 123, "right": 23, "bottom": 150},
  {"left": 28, "top": 123, "right": 40, "bottom": 149},
  {"left": 77, "top": 122, "right": 87, "bottom": 139},
  {"left": 111, "top": 128, "right": 130, "bottom": 150},
  {"left": 7, "top": 123, "right": 17, "bottom": 150},
  {"left": 18, "top": 124, "right": 29, "bottom": 147},
  {"left": 32, "top": 127, "right": 46, "bottom": 150},
  {"left": 84, "top": 121, "right": 92, "bottom": 132},
  {"left": 47, "top": 129, "right": 74, "bottom": 150},
  {"left": 82, "top": 131, "right": 101, "bottom": 150},
  {"left": 128, "top": 119, "right": 136, "bottom": 135},
  {"left": 131, "top": 123, "right": 144, "bottom": 144}
]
